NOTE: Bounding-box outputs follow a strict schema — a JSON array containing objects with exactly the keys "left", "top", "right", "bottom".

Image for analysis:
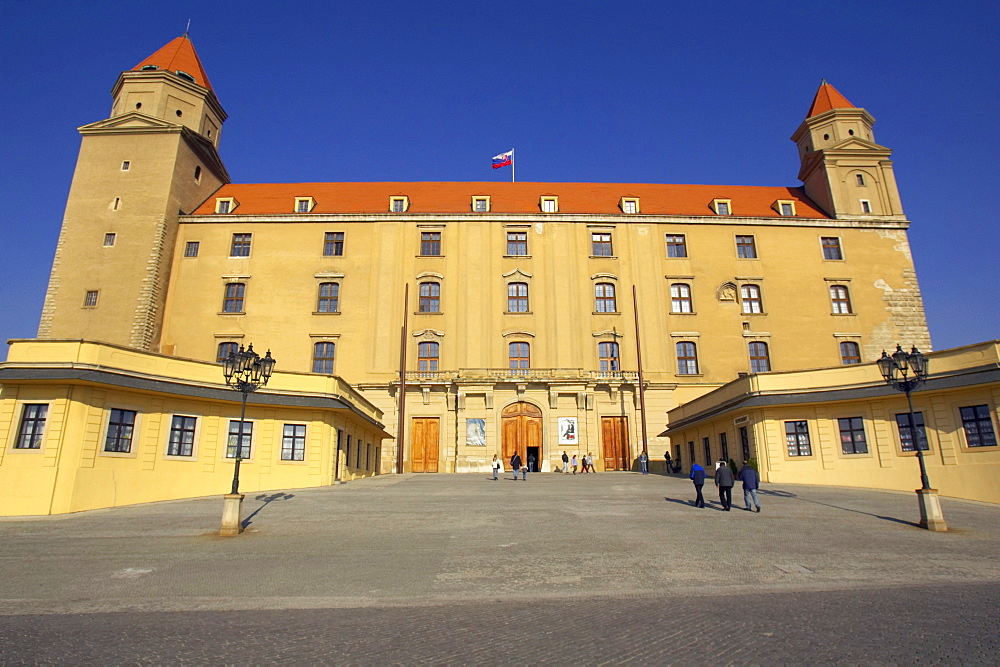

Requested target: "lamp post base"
[
  {"left": 916, "top": 488, "right": 947, "bottom": 532},
  {"left": 220, "top": 493, "right": 245, "bottom": 536}
]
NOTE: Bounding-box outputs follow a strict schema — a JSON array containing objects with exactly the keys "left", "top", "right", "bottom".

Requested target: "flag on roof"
[{"left": 491, "top": 150, "right": 513, "bottom": 169}]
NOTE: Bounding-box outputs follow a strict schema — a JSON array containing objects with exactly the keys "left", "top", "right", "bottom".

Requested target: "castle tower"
[
  {"left": 791, "top": 80, "right": 904, "bottom": 220},
  {"left": 38, "top": 35, "right": 229, "bottom": 350}
]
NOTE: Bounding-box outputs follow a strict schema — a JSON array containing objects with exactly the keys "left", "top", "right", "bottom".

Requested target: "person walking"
[
  {"left": 639, "top": 451, "right": 649, "bottom": 474},
  {"left": 738, "top": 460, "right": 761, "bottom": 512},
  {"left": 715, "top": 460, "right": 735, "bottom": 511},
  {"left": 663, "top": 451, "right": 672, "bottom": 474},
  {"left": 571, "top": 454, "right": 578, "bottom": 474},
  {"left": 586, "top": 453, "right": 594, "bottom": 473},
  {"left": 491, "top": 454, "right": 502, "bottom": 480},
  {"left": 689, "top": 463, "right": 706, "bottom": 508},
  {"left": 510, "top": 452, "right": 523, "bottom": 481},
  {"left": 562, "top": 451, "right": 570, "bottom": 474},
  {"left": 527, "top": 453, "right": 536, "bottom": 473}
]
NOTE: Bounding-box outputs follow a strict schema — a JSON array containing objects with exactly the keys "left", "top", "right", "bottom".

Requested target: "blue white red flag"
[{"left": 491, "top": 150, "right": 513, "bottom": 169}]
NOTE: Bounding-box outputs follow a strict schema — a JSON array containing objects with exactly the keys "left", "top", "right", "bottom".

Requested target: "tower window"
[
  {"left": 670, "top": 283, "right": 693, "bottom": 313},
  {"left": 821, "top": 237, "right": 843, "bottom": 260},
  {"left": 829, "top": 285, "right": 853, "bottom": 314},
  {"left": 595, "top": 282, "right": 617, "bottom": 313},
  {"left": 840, "top": 341, "right": 861, "bottom": 365},
  {"left": 140, "top": 65, "right": 159, "bottom": 71},
  {"left": 230, "top": 233, "right": 252, "bottom": 257},
  {"left": 748, "top": 341, "right": 771, "bottom": 373},
  {"left": 217, "top": 342, "right": 238, "bottom": 363},
  {"left": 103, "top": 233, "right": 116, "bottom": 247},
  {"left": 222, "top": 283, "right": 246, "bottom": 313},
  {"left": 736, "top": 235, "right": 757, "bottom": 258},
  {"left": 860, "top": 199, "right": 872, "bottom": 213},
  {"left": 113, "top": 198, "right": 121, "bottom": 211},
  {"left": 591, "top": 233, "right": 613, "bottom": 257},
  {"left": 507, "top": 282, "right": 529, "bottom": 313},
  {"left": 194, "top": 166, "right": 201, "bottom": 181},
  {"left": 740, "top": 284, "right": 763, "bottom": 314},
  {"left": 121, "top": 161, "right": 130, "bottom": 171},
  {"left": 313, "top": 342, "right": 336, "bottom": 374},
  {"left": 134, "top": 103, "right": 142, "bottom": 110},
  {"left": 598, "top": 342, "right": 620, "bottom": 372},
  {"left": 676, "top": 341, "right": 699, "bottom": 375},
  {"left": 184, "top": 241, "right": 200, "bottom": 257},
  {"left": 506, "top": 232, "right": 527, "bottom": 256},
  {"left": 317, "top": 282, "right": 340, "bottom": 313},
  {"left": 324, "top": 232, "right": 345, "bottom": 256},
  {"left": 856, "top": 174, "right": 865, "bottom": 186},
  {"left": 420, "top": 232, "right": 441, "bottom": 256},
  {"left": 176, "top": 109, "right": 183, "bottom": 117},
  {"left": 418, "top": 342, "right": 439, "bottom": 372},
  {"left": 83, "top": 290, "right": 99, "bottom": 307},
  {"left": 175, "top": 70, "right": 195, "bottom": 83},
  {"left": 418, "top": 282, "right": 441, "bottom": 312},
  {"left": 509, "top": 342, "right": 530, "bottom": 369}
]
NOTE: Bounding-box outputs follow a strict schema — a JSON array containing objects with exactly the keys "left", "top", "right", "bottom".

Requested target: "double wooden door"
[
  {"left": 602, "top": 416, "right": 629, "bottom": 471},
  {"left": 501, "top": 402, "right": 542, "bottom": 468},
  {"left": 411, "top": 417, "right": 439, "bottom": 473}
]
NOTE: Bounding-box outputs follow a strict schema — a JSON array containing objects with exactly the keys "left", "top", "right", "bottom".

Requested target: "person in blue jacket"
[
  {"left": 738, "top": 460, "right": 761, "bottom": 512},
  {"left": 689, "top": 463, "right": 706, "bottom": 508}
]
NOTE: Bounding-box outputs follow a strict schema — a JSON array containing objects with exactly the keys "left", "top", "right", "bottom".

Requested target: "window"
[
  {"left": 592, "top": 233, "right": 613, "bottom": 256},
  {"left": 838, "top": 417, "right": 868, "bottom": 454},
  {"left": 509, "top": 342, "right": 530, "bottom": 369},
  {"left": 121, "top": 160, "right": 131, "bottom": 171},
  {"left": 420, "top": 232, "right": 441, "bottom": 256},
  {"left": 598, "top": 342, "right": 620, "bottom": 372},
  {"left": 595, "top": 283, "right": 617, "bottom": 313},
  {"left": 295, "top": 197, "right": 314, "bottom": 213},
  {"left": 895, "top": 412, "right": 929, "bottom": 451},
  {"left": 620, "top": 197, "right": 639, "bottom": 214},
  {"left": 323, "top": 232, "right": 344, "bottom": 256},
  {"left": 281, "top": 424, "right": 306, "bottom": 461},
  {"left": 960, "top": 405, "right": 997, "bottom": 448},
  {"left": 670, "top": 283, "right": 693, "bottom": 313},
  {"left": 313, "top": 342, "right": 336, "bottom": 374},
  {"left": 840, "top": 341, "right": 861, "bottom": 365},
  {"left": 676, "top": 341, "right": 699, "bottom": 375},
  {"left": 736, "top": 235, "right": 757, "bottom": 259},
  {"left": 184, "top": 241, "right": 200, "bottom": 257},
  {"left": 217, "top": 342, "right": 238, "bottom": 363},
  {"left": 822, "top": 237, "right": 843, "bottom": 260},
  {"left": 719, "top": 432, "right": 729, "bottom": 462},
  {"left": 741, "top": 284, "right": 763, "bottom": 314},
  {"left": 230, "top": 233, "right": 251, "bottom": 257},
  {"left": 103, "top": 233, "right": 116, "bottom": 247},
  {"left": 855, "top": 174, "right": 866, "bottom": 186},
  {"left": 473, "top": 197, "right": 490, "bottom": 212},
  {"left": 506, "top": 232, "right": 527, "bottom": 256},
  {"left": 830, "top": 285, "right": 852, "bottom": 314},
  {"left": 713, "top": 199, "right": 731, "bottom": 215},
  {"left": 317, "top": 282, "right": 340, "bottom": 313},
  {"left": 507, "top": 282, "right": 529, "bottom": 312},
  {"left": 15, "top": 404, "right": 47, "bottom": 449},
  {"left": 418, "top": 342, "right": 439, "bottom": 371},
  {"left": 785, "top": 421, "right": 812, "bottom": 456},
  {"left": 748, "top": 341, "right": 770, "bottom": 373},
  {"left": 215, "top": 198, "right": 235, "bottom": 214},
  {"left": 418, "top": 282, "right": 440, "bottom": 312},
  {"left": 665, "top": 235, "right": 687, "bottom": 258},
  {"left": 222, "top": 283, "right": 245, "bottom": 313},
  {"left": 194, "top": 166, "right": 201, "bottom": 181},
  {"left": 739, "top": 426, "right": 750, "bottom": 460},
  {"left": 703, "top": 437, "right": 711, "bottom": 466},
  {"left": 540, "top": 197, "right": 558, "bottom": 213},
  {"left": 113, "top": 197, "right": 121, "bottom": 211},
  {"left": 860, "top": 199, "right": 872, "bottom": 213},
  {"left": 84, "top": 290, "right": 99, "bottom": 307},
  {"left": 390, "top": 196, "right": 409, "bottom": 212},
  {"left": 227, "top": 420, "right": 253, "bottom": 459},
  {"left": 167, "top": 416, "right": 197, "bottom": 456},
  {"left": 105, "top": 409, "right": 136, "bottom": 453},
  {"left": 777, "top": 201, "right": 795, "bottom": 216}
]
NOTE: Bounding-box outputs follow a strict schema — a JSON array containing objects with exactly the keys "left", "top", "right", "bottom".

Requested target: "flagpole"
[{"left": 511, "top": 148, "right": 515, "bottom": 183}]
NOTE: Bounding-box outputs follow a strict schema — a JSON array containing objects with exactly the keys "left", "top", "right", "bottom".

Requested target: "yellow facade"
[
  {"left": 0, "top": 340, "right": 388, "bottom": 516},
  {"left": 664, "top": 341, "right": 1000, "bottom": 504}
]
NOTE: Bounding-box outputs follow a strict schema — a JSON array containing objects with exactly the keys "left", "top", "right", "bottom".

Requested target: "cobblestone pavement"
[{"left": 1, "top": 473, "right": 998, "bottom": 663}]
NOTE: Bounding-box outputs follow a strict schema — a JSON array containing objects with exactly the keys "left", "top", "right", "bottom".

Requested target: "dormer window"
[
  {"left": 712, "top": 199, "right": 732, "bottom": 216},
  {"left": 472, "top": 196, "right": 491, "bottom": 212},
  {"left": 175, "top": 70, "right": 196, "bottom": 83},
  {"left": 295, "top": 197, "right": 315, "bottom": 213},
  {"left": 215, "top": 197, "right": 237, "bottom": 214},
  {"left": 540, "top": 196, "right": 558, "bottom": 213},
  {"left": 140, "top": 65, "right": 159, "bottom": 71},
  {"left": 390, "top": 196, "right": 409, "bottom": 213},
  {"left": 620, "top": 197, "right": 640, "bottom": 214},
  {"left": 773, "top": 200, "right": 796, "bottom": 216}
]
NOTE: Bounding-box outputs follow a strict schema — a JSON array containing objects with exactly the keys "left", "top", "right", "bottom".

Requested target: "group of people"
[
  {"left": 689, "top": 460, "right": 761, "bottom": 512},
  {"left": 561, "top": 451, "right": 595, "bottom": 474},
  {"left": 493, "top": 454, "right": 527, "bottom": 480}
]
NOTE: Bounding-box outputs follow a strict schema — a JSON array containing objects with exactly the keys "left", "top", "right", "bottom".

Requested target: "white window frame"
[
  {"left": 295, "top": 197, "right": 315, "bottom": 213},
  {"left": 215, "top": 197, "right": 237, "bottom": 214},
  {"left": 389, "top": 196, "right": 410, "bottom": 213},
  {"left": 539, "top": 196, "right": 558, "bottom": 213}
]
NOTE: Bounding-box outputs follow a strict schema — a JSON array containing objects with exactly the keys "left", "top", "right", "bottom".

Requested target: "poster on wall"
[
  {"left": 466, "top": 418, "right": 486, "bottom": 446},
  {"left": 558, "top": 417, "right": 578, "bottom": 445}
]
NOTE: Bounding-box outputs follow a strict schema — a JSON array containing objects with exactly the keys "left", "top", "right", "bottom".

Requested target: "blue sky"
[{"left": 0, "top": 1, "right": 997, "bottom": 352}]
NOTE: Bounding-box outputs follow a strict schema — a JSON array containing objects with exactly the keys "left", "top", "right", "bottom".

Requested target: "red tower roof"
[
  {"left": 806, "top": 80, "right": 856, "bottom": 117},
  {"left": 132, "top": 35, "right": 213, "bottom": 90}
]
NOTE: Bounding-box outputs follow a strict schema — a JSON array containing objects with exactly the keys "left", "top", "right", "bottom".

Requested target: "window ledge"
[
  {"left": 741, "top": 311, "right": 768, "bottom": 316},
  {"left": 589, "top": 255, "right": 618, "bottom": 260},
  {"left": 312, "top": 311, "right": 341, "bottom": 316},
  {"left": 164, "top": 455, "right": 197, "bottom": 461},
  {"left": 676, "top": 373, "right": 704, "bottom": 378},
  {"left": 99, "top": 450, "right": 137, "bottom": 459},
  {"left": 218, "top": 312, "right": 246, "bottom": 316},
  {"left": 831, "top": 312, "right": 857, "bottom": 317},
  {"left": 415, "top": 311, "right": 444, "bottom": 315},
  {"left": 670, "top": 311, "right": 697, "bottom": 316},
  {"left": 503, "top": 255, "right": 532, "bottom": 259},
  {"left": 504, "top": 311, "right": 533, "bottom": 315},
  {"left": 592, "top": 311, "right": 621, "bottom": 316},
  {"left": 416, "top": 255, "right": 444, "bottom": 259}
]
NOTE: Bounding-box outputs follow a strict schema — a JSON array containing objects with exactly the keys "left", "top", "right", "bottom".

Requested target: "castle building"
[{"left": 5, "top": 34, "right": 965, "bottom": 514}]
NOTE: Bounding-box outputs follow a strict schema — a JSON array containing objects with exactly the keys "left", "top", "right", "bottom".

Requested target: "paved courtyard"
[{"left": 1, "top": 471, "right": 998, "bottom": 663}]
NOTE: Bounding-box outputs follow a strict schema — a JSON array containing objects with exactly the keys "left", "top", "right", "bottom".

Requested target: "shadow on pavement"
[
  {"left": 662, "top": 497, "right": 727, "bottom": 511},
  {"left": 758, "top": 488, "right": 919, "bottom": 528},
  {"left": 242, "top": 492, "right": 295, "bottom": 528}
]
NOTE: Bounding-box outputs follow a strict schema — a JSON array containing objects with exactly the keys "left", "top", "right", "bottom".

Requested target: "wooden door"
[
  {"left": 501, "top": 402, "right": 542, "bottom": 469},
  {"left": 411, "top": 417, "right": 439, "bottom": 473},
  {"left": 601, "top": 416, "right": 629, "bottom": 470}
]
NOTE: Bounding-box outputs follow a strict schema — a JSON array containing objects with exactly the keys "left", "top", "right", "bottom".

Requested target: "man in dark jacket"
[
  {"left": 738, "top": 460, "right": 761, "bottom": 512},
  {"left": 714, "top": 461, "right": 735, "bottom": 511},
  {"left": 689, "top": 463, "right": 706, "bottom": 508},
  {"left": 511, "top": 453, "right": 523, "bottom": 481}
]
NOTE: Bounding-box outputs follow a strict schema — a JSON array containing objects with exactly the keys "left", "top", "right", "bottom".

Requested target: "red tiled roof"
[
  {"left": 132, "top": 36, "right": 213, "bottom": 90},
  {"left": 807, "top": 80, "right": 856, "bottom": 117},
  {"left": 191, "top": 182, "right": 830, "bottom": 218}
]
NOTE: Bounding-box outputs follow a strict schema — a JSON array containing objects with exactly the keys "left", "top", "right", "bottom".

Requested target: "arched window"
[
  {"left": 598, "top": 342, "right": 619, "bottom": 371},
  {"left": 217, "top": 342, "right": 238, "bottom": 363},
  {"left": 595, "top": 283, "right": 617, "bottom": 312},
  {"left": 676, "top": 341, "right": 699, "bottom": 375},
  {"left": 670, "top": 283, "right": 693, "bottom": 313},
  {"left": 313, "top": 342, "right": 336, "bottom": 374},
  {"left": 419, "top": 282, "right": 440, "bottom": 312},
  {"left": 509, "top": 342, "right": 530, "bottom": 369},
  {"left": 418, "top": 341, "right": 439, "bottom": 371},
  {"left": 740, "top": 284, "right": 763, "bottom": 314},
  {"left": 749, "top": 341, "right": 770, "bottom": 373},
  {"left": 840, "top": 341, "right": 861, "bottom": 365},
  {"left": 507, "top": 282, "right": 529, "bottom": 313},
  {"left": 830, "top": 285, "right": 853, "bottom": 314},
  {"left": 317, "top": 282, "right": 339, "bottom": 313}
]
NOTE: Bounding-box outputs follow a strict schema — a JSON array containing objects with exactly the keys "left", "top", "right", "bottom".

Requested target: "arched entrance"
[{"left": 501, "top": 402, "right": 542, "bottom": 471}]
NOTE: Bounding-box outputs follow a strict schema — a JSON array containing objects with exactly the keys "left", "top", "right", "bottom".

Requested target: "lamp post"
[
  {"left": 877, "top": 344, "right": 946, "bottom": 531},
  {"left": 220, "top": 343, "right": 275, "bottom": 536}
]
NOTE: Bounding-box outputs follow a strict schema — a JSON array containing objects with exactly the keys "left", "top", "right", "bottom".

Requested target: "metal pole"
[
  {"left": 231, "top": 386, "right": 247, "bottom": 495},
  {"left": 397, "top": 283, "right": 409, "bottom": 474},
  {"left": 906, "top": 387, "right": 932, "bottom": 490},
  {"left": 632, "top": 286, "right": 648, "bottom": 456}
]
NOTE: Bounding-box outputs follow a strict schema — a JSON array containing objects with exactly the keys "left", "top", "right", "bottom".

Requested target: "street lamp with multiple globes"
[
  {"left": 876, "top": 344, "right": 946, "bottom": 531},
  {"left": 220, "top": 344, "right": 275, "bottom": 535}
]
